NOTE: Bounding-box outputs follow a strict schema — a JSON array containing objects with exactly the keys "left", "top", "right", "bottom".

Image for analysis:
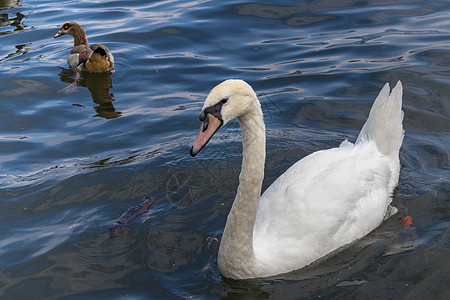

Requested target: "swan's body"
[{"left": 190, "top": 80, "right": 404, "bottom": 279}]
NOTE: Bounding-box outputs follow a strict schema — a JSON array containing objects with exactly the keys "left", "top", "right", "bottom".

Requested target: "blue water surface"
[{"left": 0, "top": 0, "right": 449, "bottom": 299}]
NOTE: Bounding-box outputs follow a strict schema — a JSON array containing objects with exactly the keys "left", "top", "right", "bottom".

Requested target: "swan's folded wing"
[{"left": 253, "top": 141, "right": 394, "bottom": 269}]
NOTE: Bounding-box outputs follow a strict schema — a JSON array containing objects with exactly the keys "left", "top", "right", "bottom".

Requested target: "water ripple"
[{"left": 0, "top": 0, "right": 448, "bottom": 298}]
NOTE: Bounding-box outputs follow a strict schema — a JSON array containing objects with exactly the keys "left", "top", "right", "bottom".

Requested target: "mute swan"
[{"left": 190, "top": 79, "right": 404, "bottom": 279}]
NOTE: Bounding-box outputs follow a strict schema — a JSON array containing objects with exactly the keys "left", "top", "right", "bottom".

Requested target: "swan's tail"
[{"left": 356, "top": 81, "right": 404, "bottom": 157}]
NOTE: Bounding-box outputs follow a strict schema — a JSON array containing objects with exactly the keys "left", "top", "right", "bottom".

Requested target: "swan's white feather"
[
  {"left": 254, "top": 140, "right": 392, "bottom": 275},
  {"left": 194, "top": 80, "right": 404, "bottom": 279},
  {"left": 252, "top": 81, "right": 404, "bottom": 276}
]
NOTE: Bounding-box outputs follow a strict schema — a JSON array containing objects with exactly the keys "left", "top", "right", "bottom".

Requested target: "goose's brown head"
[{"left": 54, "top": 21, "right": 84, "bottom": 39}]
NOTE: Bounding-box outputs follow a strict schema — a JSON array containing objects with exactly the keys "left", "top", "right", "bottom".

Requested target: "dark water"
[{"left": 0, "top": 0, "right": 449, "bottom": 298}]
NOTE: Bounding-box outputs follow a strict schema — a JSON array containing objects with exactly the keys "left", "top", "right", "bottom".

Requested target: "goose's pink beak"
[{"left": 54, "top": 31, "right": 64, "bottom": 38}]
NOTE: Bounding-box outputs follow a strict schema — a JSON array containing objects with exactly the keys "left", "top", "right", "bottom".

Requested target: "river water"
[{"left": 0, "top": 0, "right": 449, "bottom": 299}]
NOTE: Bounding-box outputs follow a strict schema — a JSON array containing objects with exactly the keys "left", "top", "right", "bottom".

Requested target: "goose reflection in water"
[{"left": 58, "top": 68, "right": 121, "bottom": 119}]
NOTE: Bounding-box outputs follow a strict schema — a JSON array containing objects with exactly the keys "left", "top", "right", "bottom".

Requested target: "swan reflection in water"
[{"left": 58, "top": 68, "right": 121, "bottom": 119}]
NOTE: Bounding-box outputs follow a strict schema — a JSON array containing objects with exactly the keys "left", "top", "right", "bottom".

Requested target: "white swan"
[{"left": 190, "top": 79, "right": 404, "bottom": 279}]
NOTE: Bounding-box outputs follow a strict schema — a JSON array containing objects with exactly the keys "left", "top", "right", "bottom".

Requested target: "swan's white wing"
[{"left": 253, "top": 140, "right": 394, "bottom": 273}]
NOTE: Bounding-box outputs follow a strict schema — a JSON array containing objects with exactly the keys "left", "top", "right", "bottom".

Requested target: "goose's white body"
[{"left": 191, "top": 80, "right": 404, "bottom": 279}]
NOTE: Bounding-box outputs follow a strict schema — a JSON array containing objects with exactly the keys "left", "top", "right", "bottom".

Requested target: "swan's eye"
[{"left": 221, "top": 98, "right": 228, "bottom": 104}]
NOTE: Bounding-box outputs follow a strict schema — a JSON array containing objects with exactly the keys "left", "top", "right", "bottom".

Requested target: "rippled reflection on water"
[{"left": 0, "top": 0, "right": 449, "bottom": 299}]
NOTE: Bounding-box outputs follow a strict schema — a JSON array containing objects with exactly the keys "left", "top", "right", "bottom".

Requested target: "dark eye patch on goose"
[{"left": 63, "top": 24, "right": 69, "bottom": 30}]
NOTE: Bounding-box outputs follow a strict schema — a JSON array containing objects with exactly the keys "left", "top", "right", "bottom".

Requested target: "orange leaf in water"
[{"left": 398, "top": 215, "right": 412, "bottom": 226}]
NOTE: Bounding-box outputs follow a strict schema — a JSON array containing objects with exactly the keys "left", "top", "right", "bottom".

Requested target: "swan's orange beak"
[{"left": 190, "top": 113, "right": 222, "bottom": 157}]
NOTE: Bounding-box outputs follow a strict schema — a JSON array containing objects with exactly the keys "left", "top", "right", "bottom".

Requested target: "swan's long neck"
[{"left": 218, "top": 100, "right": 266, "bottom": 279}]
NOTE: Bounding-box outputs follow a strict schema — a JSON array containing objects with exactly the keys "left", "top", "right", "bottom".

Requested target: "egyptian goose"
[
  {"left": 190, "top": 79, "right": 404, "bottom": 279},
  {"left": 54, "top": 21, "right": 114, "bottom": 73}
]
